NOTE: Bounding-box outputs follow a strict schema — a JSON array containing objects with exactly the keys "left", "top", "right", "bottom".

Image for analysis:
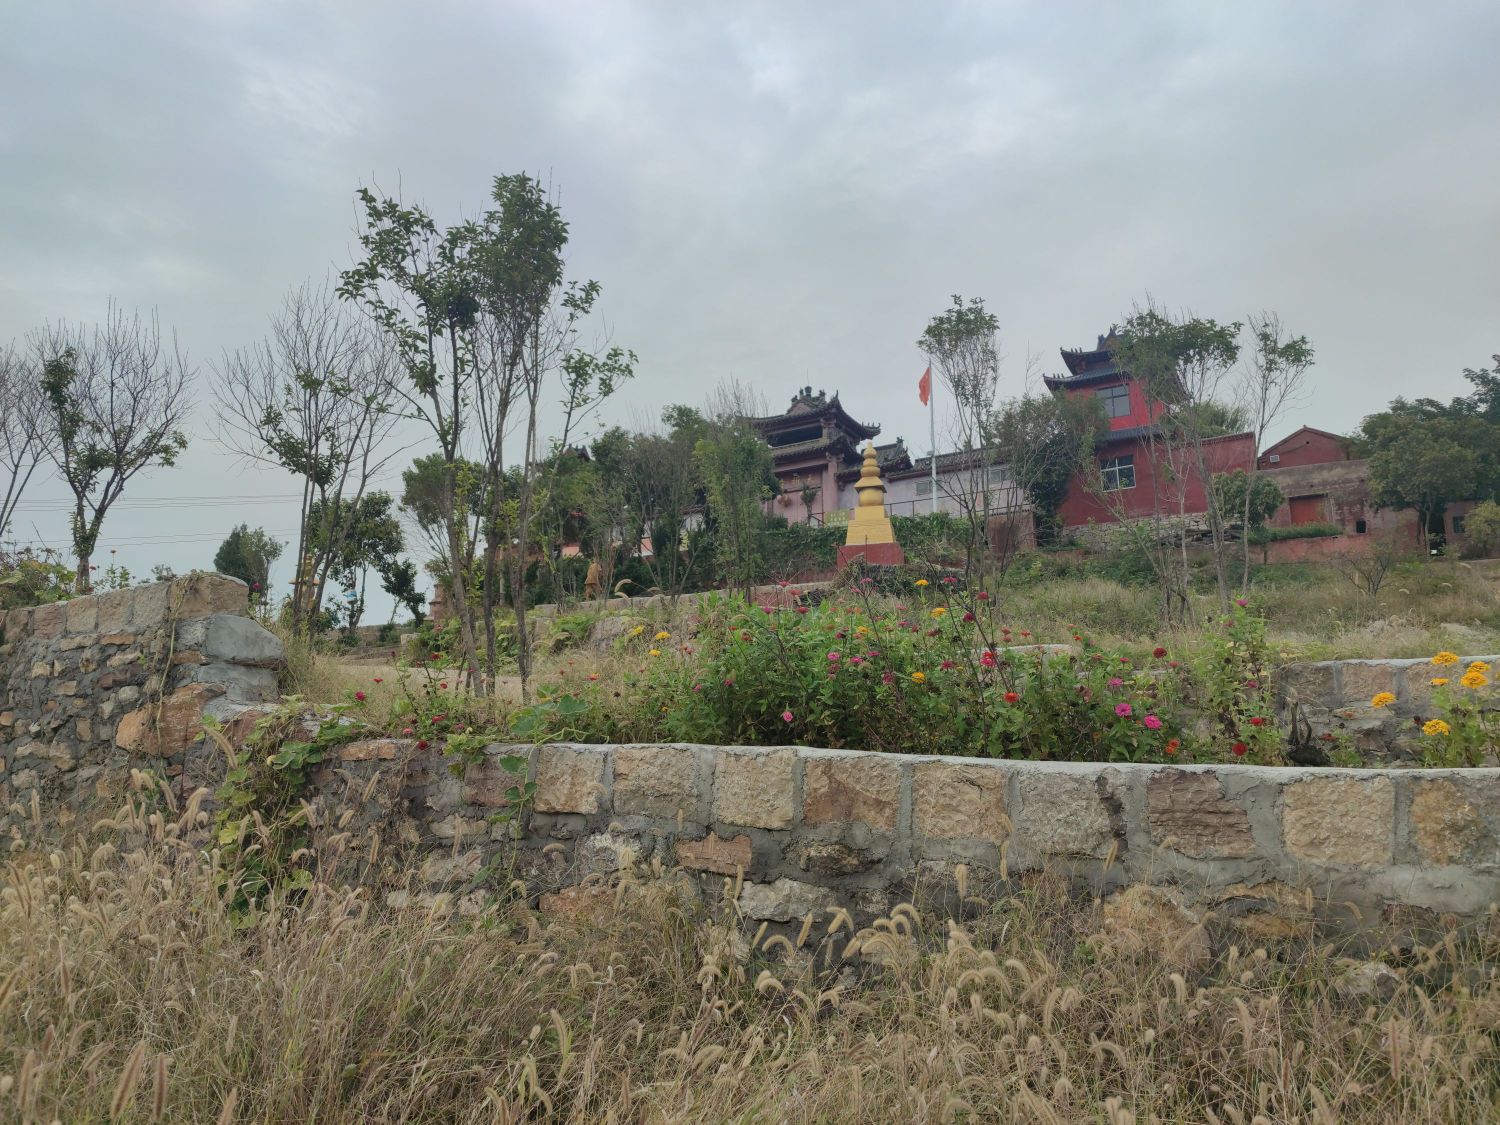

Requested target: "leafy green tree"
[
  {"left": 1463, "top": 499, "right": 1500, "bottom": 558},
  {"left": 32, "top": 306, "right": 192, "bottom": 592},
  {"left": 308, "top": 492, "right": 405, "bottom": 632},
  {"left": 213, "top": 524, "right": 285, "bottom": 594},
  {"left": 696, "top": 385, "right": 776, "bottom": 597},
  {"left": 1212, "top": 470, "right": 1284, "bottom": 531},
  {"left": 993, "top": 393, "right": 1098, "bottom": 545}
]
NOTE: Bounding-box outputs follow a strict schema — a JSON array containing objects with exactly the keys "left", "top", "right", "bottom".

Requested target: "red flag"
[{"left": 918, "top": 366, "right": 931, "bottom": 406}]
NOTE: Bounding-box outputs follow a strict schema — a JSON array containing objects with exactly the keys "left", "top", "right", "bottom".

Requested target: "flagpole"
[{"left": 928, "top": 369, "right": 938, "bottom": 515}]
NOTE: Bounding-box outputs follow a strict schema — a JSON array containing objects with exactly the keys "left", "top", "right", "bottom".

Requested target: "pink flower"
[
  {"left": 1143, "top": 714, "right": 1162, "bottom": 730},
  {"left": 976, "top": 591, "right": 990, "bottom": 600},
  {"left": 940, "top": 660, "right": 956, "bottom": 671},
  {"left": 881, "top": 672, "right": 895, "bottom": 684},
  {"left": 1108, "top": 677, "right": 1123, "bottom": 688},
  {"left": 1236, "top": 598, "right": 1248, "bottom": 607},
  {"left": 723, "top": 677, "right": 735, "bottom": 686},
  {"left": 692, "top": 683, "right": 702, "bottom": 692},
  {"left": 849, "top": 656, "right": 863, "bottom": 665},
  {"left": 402, "top": 727, "right": 413, "bottom": 736},
  {"left": 354, "top": 690, "right": 366, "bottom": 702},
  {"left": 795, "top": 606, "right": 809, "bottom": 614},
  {"left": 980, "top": 651, "right": 997, "bottom": 668},
  {"left": 1114, "top": 702, "right": 1133, "bottom": 718},
  {"left": 827, "top": 651, "right": 841, "bottom": 662},
  {"left": 962, "top": 611, "right": 976, "bottom": 623},
  {"left": 781, "top": 709, "right": 794, "bottom": 723},
  {"left": 373, "top": 676, "right": 383, "bottom": 684},
  {"left": 760, "top": 605, "right": 774, "bottom": 614}
]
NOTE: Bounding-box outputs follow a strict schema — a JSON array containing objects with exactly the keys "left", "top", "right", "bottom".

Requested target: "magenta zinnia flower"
[
  {"left": 1143, "top": 714, "right": 1162, "bottom": 730},
  {"left": 1114, "top": 702, "right": 1133, "bottom": 718},
  {"left": 781, "top": 709, "right": 794, "bottom": 722}
]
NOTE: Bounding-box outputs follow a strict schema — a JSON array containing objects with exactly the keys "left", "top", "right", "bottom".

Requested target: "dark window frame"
[
  {"left": 1100, "top": 454, "right": 1136, "bottom": 491},
  {"left": 1096, "top": 383, "right": 1132, "bottom": 420}
]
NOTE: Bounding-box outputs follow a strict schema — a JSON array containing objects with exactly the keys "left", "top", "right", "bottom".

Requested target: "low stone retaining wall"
[
  {"left": 323, "top": 739, "right": 1500, "bottom": 931},
  {"left": 0, "top": 575, "right": 283, "bottom": 842},
  {"left": 1277, "top": 655, "right": 1499, "bottom": 762}
]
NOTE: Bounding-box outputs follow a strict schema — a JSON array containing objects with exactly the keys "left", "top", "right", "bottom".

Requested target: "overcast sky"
[{"left": 2, "top": 1, "right": 1497, "bottom": 614}]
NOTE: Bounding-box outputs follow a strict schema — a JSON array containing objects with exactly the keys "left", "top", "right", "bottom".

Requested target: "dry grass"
[{"left": 4, "top": 786, "right": 1499, "bottom": 1122}]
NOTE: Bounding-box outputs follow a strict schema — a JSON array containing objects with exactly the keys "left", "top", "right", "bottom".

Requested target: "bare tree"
[
  {"left": 1236, "top": 312, "right": 1314, "bottom": 588},
  {"left": 0, "top": 344, "right": 51, "bottom": 541},
  {"left": 214, "top": 281, "right": 403, "bottom": 632},
  {"left": 32, "top": 305, "right": 193, "bottom": 592}
]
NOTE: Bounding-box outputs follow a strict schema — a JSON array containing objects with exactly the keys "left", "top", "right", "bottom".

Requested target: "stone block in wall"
[
  {"left": 912, "top": 760, "right": 1007, "bottom": 842},
  {"left": 1337, "top": 662, "right": 1397, "bottom": 704},
  {"left": 96, "top": 593, "right": 130, "bottom": 633},
  {"left": 175, "top": 575, "right": 250, "bottom": 619},
  {"left": 1398, "top": 663, "right": 1440, "bottom": 711},
  {"left": 787, "top": 839, "right": 881, "bottom": 876},
  {"left": 801, "top": 751, "right": 901, "bottom": 830},
  {"left": 462, "top": 750, "right": 528, "bottom": 807},
  {"left": 1015, "top": 769, "right": 1119, "bottom": 859},
  {"left": 182, "top": 613, "right": 285, "bottom": 667},
  {"left": 65, "top": 598, "right": 96, "bottom": 635},
  {"left": 114, "top": 683, "right": 225, "bottom": 757},
  {"left": 612, "top": 745, "right": 704, "bottom": 821},
  {"left": 340, "top": 738, "right": 407, "bottom": 762},
  {"left": 533, "top": 744, "right": 607, "bottom": 814},
  {"left": 177, "top": 662, "right": 279, "bottom": 703},
  {"left": 30, "top": 603, "right": 63, "bottom": 639},
  {"left": 1276, "top": 662, "right": 1335, "bottom": 704},
  {"left": 738, "top": 877, "right": 837, "bottom": 922},
  {"left": 1147, "top": 768, "right": 1254, "bottom": 859},
  {"left": 677, "top": 832, "right": 752, "bottom": 874},
  {"left": 1281, "top": 775, "right": 1394, "bottom": 866},
  {"left": 3, "top": 606, "right": 31, "bottom": 640},
  {"left": 1409, "top": 777, "right": 1500, "bottom": 869},
  {"left": 713, "top": 748, "right": 795, "bottom": 830}
]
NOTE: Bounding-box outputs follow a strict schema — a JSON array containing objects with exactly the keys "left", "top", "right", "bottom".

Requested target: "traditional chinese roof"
[
  {"left": 1045, "top": 332, "right": 1128, "bottom": 391},
  {"left": 749, "top": 386, "right": 881, "bottom": 442},
  {"left": 832, "top": 440, "right": 910, "bottom": 484}
]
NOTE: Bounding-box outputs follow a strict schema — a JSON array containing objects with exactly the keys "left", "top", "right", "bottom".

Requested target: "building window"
[
  {"left": 1096, "top": 383, "right": 1131, "bottom": 420},
  {"left": 985, "top": 465, "right": 1012, "bottom": 489},
  {"left": 1355, "top": 519, "right": 1367, "bottom": 534},
  {"left": 1100, "top": 455, "right": 1135, "bottom": 491},
  {"left": 1453, "top": 515, "right": 1466, "bottom": 535},
  {"left": 915, "top": 476, "right": 935, "bottom": 497}
]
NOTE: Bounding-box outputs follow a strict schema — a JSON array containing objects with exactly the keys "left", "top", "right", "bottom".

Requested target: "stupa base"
[{"left": 837, "top": 542, "right": 905, "bottom": 568}]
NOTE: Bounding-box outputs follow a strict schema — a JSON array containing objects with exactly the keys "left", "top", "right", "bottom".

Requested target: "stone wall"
[
  {"left": 322, "top": 738, "right": 1500, "bottom": 931},
  {"left": 1277, "top": 654, "right": 1500, "bottom": 762},
  {"left": 0, "top": 575, "right": 283, "bottom": 842}
]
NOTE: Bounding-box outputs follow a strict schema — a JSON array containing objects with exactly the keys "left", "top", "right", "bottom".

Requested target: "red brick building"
[
  {"left": 1257, "top": 426, "right": 1352, "bottom": 470},
  {"left": 1044, "top": 333, "right": 1255, "bottom": 528}
]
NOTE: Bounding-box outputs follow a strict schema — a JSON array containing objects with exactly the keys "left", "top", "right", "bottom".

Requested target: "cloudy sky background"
[{"left": 2, "top": 1, "right": 1497, "bottom": 615}]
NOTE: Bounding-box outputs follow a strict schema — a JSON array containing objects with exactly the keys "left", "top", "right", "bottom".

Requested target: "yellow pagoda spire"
[{"left": 843, "top": 442, "right": 898, "bottom": 549}]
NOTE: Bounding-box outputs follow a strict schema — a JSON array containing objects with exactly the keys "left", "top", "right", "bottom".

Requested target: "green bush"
[
  {"left": 522, "top": 587, "right": 1281, "bottom": 765},
  {"left": 1248, "top": 522, "right": 1342, "bottom": 543}
]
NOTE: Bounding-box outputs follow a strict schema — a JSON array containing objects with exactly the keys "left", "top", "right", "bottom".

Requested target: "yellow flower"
[
  {"left": 1467, "top": 660, "right": 1491, "bottom": 674},
  {"left": 648, "top": 648, "right": 661, "bottom": 657},
  {"left": 1460, "top": 670, "right": 1488, "bottom": 689},
  {"left": 1422, "top": 718, "right": 1451, "bottom": 736},
  {"left": 654, "top": 630, "right": 671, "bottom": 641},
  {"left": 1370, "top": 692, "right": 1396, "bottom": 708},
  {"left": 914, "top": 578, "right": 929, "bottom": 588},
  {"left": 854, "top": 625, "right": 870, "bottom": 637},
  {"left": 930, "top": 607, "right": 947, "bottom": 619},
  {"left": 911, "top": 671, "right": 927, "bottom": 683},
  {"left": 1430, "top": 677, "right": 1450, "bottom": 687},
  {"left": 1431, "top": 651, "right": 1460, "bottom": 666},
  {"left": 629, "top": 625, "right": 645, "bottom": 637}
]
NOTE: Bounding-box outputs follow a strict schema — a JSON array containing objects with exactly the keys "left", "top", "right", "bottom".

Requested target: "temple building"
[
  {"left": 1044, "top": 332, "right": 1255, "bottom": 527},
  {"left": 749, "top": 388, "right": 910, "bottom": 526}
]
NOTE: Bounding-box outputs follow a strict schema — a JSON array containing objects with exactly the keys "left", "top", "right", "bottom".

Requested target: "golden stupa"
[{"left": 837, "top": 441, "right": 904, "bottom": 566}]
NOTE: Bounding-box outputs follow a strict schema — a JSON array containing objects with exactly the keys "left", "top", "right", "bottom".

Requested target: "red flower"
[
  {"left": 1153, "top": 646, "right": 1167, "bottom": 658},
  {"left": 416, "top": 739, "right": 429, "bottom": 750},
  {"left": 1249, "top": 716, "right": 1265, "bottom": 727},
  {"left": 1232, "top": 741, "right": 1248, "bottom": 757},
  {"left": 795, "top": 606, "right": 809, "bottom": 614},
  {"left": 1003, "top": 691, "right": 1020, "bottom": 704},
  {"left": 354, "top": 690, "right": 366, "bottom": 702},
  {"left": 402, "top": 727, "right": 413, "bottom": 736},
  {"left": 980, "top": 651, "right": 997, "bottom": 668},
  {"left": 373, "top": 676, "right": 383, "bottom": 683},
  {"left": 939, "top": 660, "right": 956, "bottom": 671},
  {"left": 976, "top": 591, "right": 990, "bottom": 601},
  {"left": 1164, "top": 738, "right": 1181, "bottom": 755},
  {"left": 439, "top": 681, "right": 448, "bottom": 690},
  {"left": 962, "top": 611, "right": 976, "bottom": 623}
]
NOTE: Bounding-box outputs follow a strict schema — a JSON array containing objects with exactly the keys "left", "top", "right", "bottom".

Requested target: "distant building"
[
  {"left": 1257, "top": 426, "right": 1352, "bottom": 470},
  {"left": 1044, "top": 333, "right": 1255, "bottom": 528}
]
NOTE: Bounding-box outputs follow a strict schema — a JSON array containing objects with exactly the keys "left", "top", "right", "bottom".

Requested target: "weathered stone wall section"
[
  {"left": 0, "top": 576, "right": 283, "bottom": 842},
  {"left": 327, "top": 739, "right": 1500, "bottom": 929},
  {"left": 1277, "top": 655, "right": 1500, "bottom": 761}
]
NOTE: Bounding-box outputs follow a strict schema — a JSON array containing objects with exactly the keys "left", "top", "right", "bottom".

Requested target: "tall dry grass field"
[{"left": 3, "top": 782, "right": 1499, "bottom": 1122}]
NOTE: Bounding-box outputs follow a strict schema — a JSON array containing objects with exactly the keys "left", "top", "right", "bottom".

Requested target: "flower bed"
[{"left": 517, "top": 583, "right": 1284, "bottom": 765}]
